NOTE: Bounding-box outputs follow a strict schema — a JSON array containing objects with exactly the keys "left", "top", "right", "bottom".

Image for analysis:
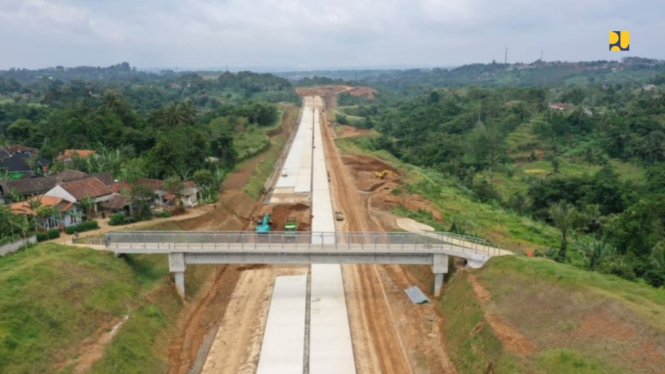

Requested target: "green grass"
[
  {"left": 242, "top": 106, "right": 293, "bottom": 201},
  {"left": 536, "top": 349, "right": 621, "bottom": 374},
  {"left": 439, "top": 256, "right": 665, "bottom": 374},
  {"left": 244, "top": 134, "right": 286, "bottom": 200},
  {"left": 470, "top": 256, "right": 665, "bottom": 373},
  {"left": 0, "top": 243, "right": 213, "bottom": 373},
  {"left": 481, "top": 256, "right": 665, "bottom": 330}
]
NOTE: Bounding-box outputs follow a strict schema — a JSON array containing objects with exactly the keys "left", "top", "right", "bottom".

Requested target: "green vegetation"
[
  {"left": 64, "top": 220, "right": 99, "bottom": 235},
  {"left": 440, "top": 255, "right": 665, "bottom": 374},
  {"left": 244, "top": 131, "right": 287, "bottom": 200},
  {"left": 337, "top": 74, "right": 665, "bottom": 287},
  {"left": 0, "top": 243, "right": 214, "bottom": 373}
]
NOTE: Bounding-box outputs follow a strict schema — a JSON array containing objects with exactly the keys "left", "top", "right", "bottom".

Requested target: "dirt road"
[
  {"left": 319, "top": 96, "right": 456, "bottom": 374},
  {"left": 319, "top": 99, "right": 413, "bottom": 374}
]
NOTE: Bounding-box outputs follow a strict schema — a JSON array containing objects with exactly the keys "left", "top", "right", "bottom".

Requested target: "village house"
[
  {"left": 10, "top": 195, "right": 80, "bottom": 229},
  {"left": 44, "top": 177, "right": 113, "bottom": 215},
  {"left": 109, "top": 178, "right": 199, "bottom": 207}
]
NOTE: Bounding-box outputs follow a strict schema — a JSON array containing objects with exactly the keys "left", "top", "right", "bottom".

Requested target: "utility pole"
[{"left": 504, "top": 46, "right": 508, "bottom": 64}]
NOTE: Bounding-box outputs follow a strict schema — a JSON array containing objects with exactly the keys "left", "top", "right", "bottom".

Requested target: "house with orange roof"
[
  {"left": 10, "top": 195, "right": 80, "bottom": 229},
  {"left": 56, "top": 149, "right": 97, "bottom": 162}
]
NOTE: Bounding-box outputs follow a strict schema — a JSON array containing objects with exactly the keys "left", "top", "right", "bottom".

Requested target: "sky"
[{"left": 0, "top": 0, "right": 663, "bottom": 71}]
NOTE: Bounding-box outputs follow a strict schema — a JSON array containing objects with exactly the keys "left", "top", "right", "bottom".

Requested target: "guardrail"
[{"left": 105, "top": 231, "right": 504, "bottom": 256}]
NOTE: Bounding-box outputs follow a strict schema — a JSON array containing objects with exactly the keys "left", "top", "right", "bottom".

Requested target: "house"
[
  {"left": 548, "top": 102, "right": 566, "bottom": 111},
  {"left": 53, "top": 169, "right": 88, "bottom": 183},
  {"left": 100, "top": 194, "right": 132, "bottom": 214},
  {"left": 5, "top": 145, "right": 38, "bottom": 156},
  {"left": 643, "top": 84, "right": 657, "bottom": 91},
  {"left": 0, "top": 152, "right": 51, "bottom": 179},
  {"left": 108, "top": 178, "right": 199, "bottom": 207},
  {"left": 44, "top": 177, "right": 113, "bottom": 215},
  {"left": 56, "top": 149, "right": 97, "bottom": 162},
  {"left": 10, "top": 195, "right": 80, "bottom": 228},
  {"left": 89, "top": 173, "right": 115, "bottom": 186},
  {"left": 0, "top": 176, "right": 59, "bottom": 204}
]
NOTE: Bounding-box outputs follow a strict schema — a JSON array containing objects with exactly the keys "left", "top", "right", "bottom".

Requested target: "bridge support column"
[
  {"left": 168, "top": 253, "right": 186, "bottom": 298},
  {"left": 432, "top": 254, "right": 449, "bottom": 297}
]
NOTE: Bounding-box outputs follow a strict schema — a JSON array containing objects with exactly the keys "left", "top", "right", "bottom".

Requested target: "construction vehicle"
[
  {"left": 256, "top": 213, "right": 272, "bottom": 233},
  {"left": 375, "top": 170, "right": 393, "bottom": 179},
  {"left": 335, "top": 211, "right": 344, "bottom": 221},
  {"left": 285, "top": 216, "right": 298, "bottom": 237}
]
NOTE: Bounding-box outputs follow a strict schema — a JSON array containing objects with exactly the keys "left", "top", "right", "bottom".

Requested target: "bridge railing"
[{"left": 105, "top": 231, "right": 503, "bottom": 256}]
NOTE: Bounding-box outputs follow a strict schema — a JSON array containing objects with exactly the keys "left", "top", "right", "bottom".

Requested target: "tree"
[
  {"left": 578, "top": 237, "right": 615, "bottom": 271},
  {"left": 78, "top": 196, "right": 96, "bottom": 221},
  {"left": 7, "top": 119, "right": 33, "bottom": 143},
  {"left": 193, "top": 169, "right": 219, "bottom": 201},
  {"left": 99, "top": 90, "right": 128, "bottom": 115},
  {"left": 549, "top": 200, "right": 577, "bottom": 262},
  {"left": 163, "top": 176, "right": 184, "bottom": 208},
  {"left": 130, "top": 184, "right": 155, "bottom": 219}
]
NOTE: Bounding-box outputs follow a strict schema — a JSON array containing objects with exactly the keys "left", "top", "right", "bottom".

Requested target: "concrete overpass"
[{"left": 104, "top": 230, "right": 507, "bottom": 297}]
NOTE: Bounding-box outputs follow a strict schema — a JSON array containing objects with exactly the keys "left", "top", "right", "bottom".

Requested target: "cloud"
[{"left": 0, "top": 0, "right": 662, "bottom": 70}]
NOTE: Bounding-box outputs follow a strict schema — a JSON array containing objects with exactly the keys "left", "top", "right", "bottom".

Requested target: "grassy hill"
[
  {"left": 440, "top": 255, "right": 665, "bottom": 374},
  {"left": 0, "top": 243, "right": 212, "bottom": 373}
]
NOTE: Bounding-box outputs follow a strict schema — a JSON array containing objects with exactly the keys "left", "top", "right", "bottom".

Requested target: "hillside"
[
  {"left": 0, "top": 243, "right": 213, "bottom": 373},
  {"left": 440, "top": 255, "right": 665, "bottom": 374}
]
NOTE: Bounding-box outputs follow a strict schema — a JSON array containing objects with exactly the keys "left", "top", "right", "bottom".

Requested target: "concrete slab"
[
  {"left": 309, "top": 264, "right": 356, "bottom": 374},
  {"left": 256, "top": 275, "right": 308, "bottom": 374},
  {"left": 311, "top": 107, "right": 336, "bottom": 239},
  {"left": 274, "top": 103, "right": 313, "bottom": 193}
]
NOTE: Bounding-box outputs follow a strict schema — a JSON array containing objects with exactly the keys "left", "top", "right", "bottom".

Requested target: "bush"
[
  {"left": 65, "top": 221, "right": 100, "bottom": 235},
  {"left": 155, "top": 211, "right": 171, "bottom": 218},
  {"left": 47, "top": 229, "right": 60, "bottom": 240},
  {"left": 36, "top": 232, "right": 48, "bottom": 242},
  {"left": 109, "top": 213, "right": 126, "bottom": 226}
]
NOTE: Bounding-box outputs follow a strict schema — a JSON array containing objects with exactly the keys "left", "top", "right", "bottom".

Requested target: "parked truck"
[{"left": 285, "top": 216, "right": 298, "bottom": 237}]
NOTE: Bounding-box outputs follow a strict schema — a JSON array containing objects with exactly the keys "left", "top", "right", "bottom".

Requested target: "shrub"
[
  {"left": 47, "top": 229, "right": 60, "bottom": 240},
  {"left": 65, "top": 221, "right": 100, "bottom": 235},
  {"left": 36, "top": 232, "right": 48, "bottom": 242},
  {"left": 109, "top": 213, "right": 126, "bottom": 226},
  {"left": 155, "top": 211, "right": 171, "bottom": 218}
]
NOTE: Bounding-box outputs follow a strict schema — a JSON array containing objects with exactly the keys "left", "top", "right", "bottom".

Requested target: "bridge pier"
[
  {"left": 432, "top": 254, "right": 449, "bottom": 297},
  {"left": 169, "top": 253, "right": 186, "bottom": 298}
]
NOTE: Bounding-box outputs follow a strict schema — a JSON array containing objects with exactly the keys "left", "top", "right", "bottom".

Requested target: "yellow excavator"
[{"left": 375, "top": 170, "right": 393, "bottom": 179}]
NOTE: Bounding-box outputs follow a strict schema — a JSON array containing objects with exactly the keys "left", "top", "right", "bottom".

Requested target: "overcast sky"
[{"left": 0, "top": 0, "right": 663, "bottom": 71}]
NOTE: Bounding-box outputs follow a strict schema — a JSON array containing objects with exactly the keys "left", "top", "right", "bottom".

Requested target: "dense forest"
[
  {"left": 286, "top": 57, "right": 665, "bottom": 96},
  {"left": 336, "top": 69, "right": 665, "bottom": 287},
  {"left": 0, "top": 63, "right": 300, "bottom": 213}
]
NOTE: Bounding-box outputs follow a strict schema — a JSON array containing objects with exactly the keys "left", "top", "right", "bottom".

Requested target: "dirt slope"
[{"left": 441, "top": 256, "right": 665, "bottom": 374}]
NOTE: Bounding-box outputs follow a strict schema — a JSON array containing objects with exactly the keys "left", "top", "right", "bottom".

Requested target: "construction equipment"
[
  {"left": 285, "top": 216, "right": 298, "bottom": 237},
  {"left": 375, "top": 170, "right": 393, "bottom": 179},
  {"left": 256, "top": 213, "right": 272, "bottom": 233}
]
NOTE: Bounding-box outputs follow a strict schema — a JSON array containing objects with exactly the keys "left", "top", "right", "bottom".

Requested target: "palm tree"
[
  {"left": 99, "top": 90, "right": 128, "bottom": 115},
  {"left": 161, "top": 101, "right": 196, "bottom": 129},
  {"left": 549, "top": 200, "right": 577, "bottom": 262},
  {"left": 579, "top": 238, "right": 614, "bottom": 270}
]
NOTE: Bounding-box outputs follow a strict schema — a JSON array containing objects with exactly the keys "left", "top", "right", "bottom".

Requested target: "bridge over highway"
[{"left": 104, "top": 230, "right": 509, "bottom": 296}]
